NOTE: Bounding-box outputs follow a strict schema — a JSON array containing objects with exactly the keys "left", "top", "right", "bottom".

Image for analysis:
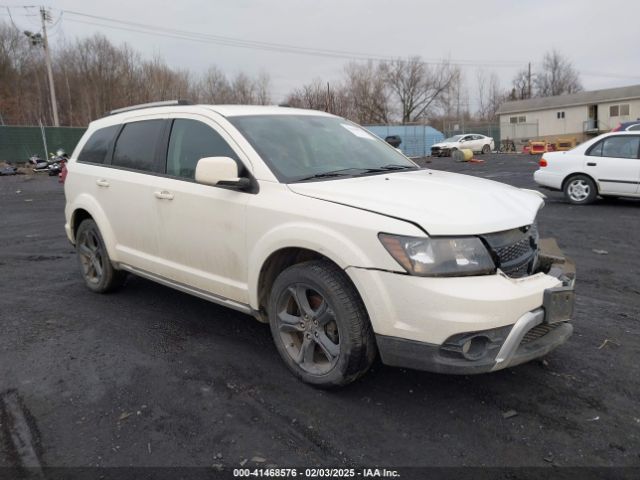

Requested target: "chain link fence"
[
  {"left": 0, "top": 126, "right": 86, "bottom": 163},
  {"left": 442, "top": 122, "right": 502, "bottom": 147}
]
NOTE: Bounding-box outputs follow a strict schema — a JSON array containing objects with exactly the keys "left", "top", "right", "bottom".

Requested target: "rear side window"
[
  {"left": 588, "top": 136, "right": 640, "bottom": 159},
  {"left": 166, "top": 119, "right": 240, "bottom": 179},
  {"left": 77, "top": 125, "right": 119, "bottom": 164},
  {"left": 112, "top": 120, "right": 165, "bottom": 172},
  {"left": 602, "top": 136, "right": 640, "bottom": 159}
]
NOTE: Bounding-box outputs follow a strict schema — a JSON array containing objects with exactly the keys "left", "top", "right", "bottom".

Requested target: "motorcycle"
[{"left": 31, "top": 149, "right": 69, "bottom": 176}]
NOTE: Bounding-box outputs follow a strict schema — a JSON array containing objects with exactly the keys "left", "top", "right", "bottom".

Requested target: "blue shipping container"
[{"left": 364, "top": 125, "right": 445, "bottom": 157}]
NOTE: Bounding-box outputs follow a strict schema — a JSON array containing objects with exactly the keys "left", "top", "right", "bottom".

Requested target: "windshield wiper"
[
  {"left": 375, "top": 164, "right": 417, "bottom": 171},
  {"left": 295, "top": 168, "right": 370, "bottom": 182},
  {"left": 294, "top": 165, "right": 417, "bottom": 182}
]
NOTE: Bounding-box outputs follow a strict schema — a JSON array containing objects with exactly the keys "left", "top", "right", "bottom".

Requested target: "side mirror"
[
  {"left": 459, "top": 139, "right": 466, "bottom": 143},
  {"left": 195, "top": 156, "right": 250, "bottom": 188}
]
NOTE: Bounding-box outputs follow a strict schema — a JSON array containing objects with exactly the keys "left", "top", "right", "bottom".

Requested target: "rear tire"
[
  {"left": 563, "top": 175, "right": 597, "bottom": 205},
  {"left": 75, "top": 219, "right": 126, "bottom": 293},
  {"left": 268, "top": 260, "right": 376, "bottom": 387}
]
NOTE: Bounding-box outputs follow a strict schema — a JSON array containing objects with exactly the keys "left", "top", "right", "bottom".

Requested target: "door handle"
[
  {"left": 154, "top": 190, "right": 174, "bottom": 200},
  {"left": 586, "top": 162, "right": 597, "bottom": 166},
  {"left": 96, "top": 179, "right": 110, "bottom": 187}
]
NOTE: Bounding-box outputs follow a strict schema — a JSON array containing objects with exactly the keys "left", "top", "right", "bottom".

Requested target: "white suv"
[{"left": 65, "top": 101, "right": 575, "bottom": 387}]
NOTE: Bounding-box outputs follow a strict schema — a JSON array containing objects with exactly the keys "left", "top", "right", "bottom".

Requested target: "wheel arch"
[
  {"left": 561, "top": 171, "right": 599, "bottom": 193},
  {"left": 68, "top": 195, "right": 118, "bottom": 260},
  {"left": 249, "top": 224, "right": 379, "bottom": 322}
]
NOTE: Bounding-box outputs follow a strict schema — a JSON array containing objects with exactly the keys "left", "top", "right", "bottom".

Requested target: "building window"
[
  {"left": 609, "top": 104, "right": 630, "bottom": 117},
  {"left": 509, "top": 116, "right": 527, "bottom": 124},
  {"left": 510, "top": 116, "right": 518, "bottom": 124},
  {"left": 557, "top": 111, "right": 565, "bottom": 119},
  {"left": 518, "top": 115, "right": 526, "bottom": 123}
]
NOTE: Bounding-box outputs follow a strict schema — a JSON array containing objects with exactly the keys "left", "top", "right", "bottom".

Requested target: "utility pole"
[
  {"left": 40, "top": 7, "right": 59, "bottom": 126},
  {"left": 326, "top": 82, "right": 330, "bottom": 113},
  {"left": 527, "top": 62, "right": 532, "bottom": 99}
]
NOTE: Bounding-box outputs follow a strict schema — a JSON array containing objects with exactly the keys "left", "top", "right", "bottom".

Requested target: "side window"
[
  {"left": 587, "top": 140, "right": 603, "bottom": 157},
  {"left": 629, "top": 124, "right": 640, "bottom": 131},
  {"left": 601, "top": 136, "right": 640, "bottom": 159},
  {"left": 77, "top": 125, "right": 119, "bottom": 164},
  {"left": 112, "top": 120, "right": 165, "bottom": 172},
  {"left": 167, "top": 119, "right": 240, "bottom": 179}
]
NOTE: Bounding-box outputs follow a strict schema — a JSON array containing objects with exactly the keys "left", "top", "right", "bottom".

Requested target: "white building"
[{"left": 497, "top": 84, "right": 640, "bottom": 143}]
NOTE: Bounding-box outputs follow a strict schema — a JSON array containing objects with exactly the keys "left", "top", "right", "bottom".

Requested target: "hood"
[
  {"left": 288, "top": 169, "right": 543, "bottom": 235},
  {"left": 432, "top": 142, "right": 456, "bottom": 148}
]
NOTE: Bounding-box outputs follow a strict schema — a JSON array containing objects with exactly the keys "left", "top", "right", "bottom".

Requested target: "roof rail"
[{"left": 107, "top": 99, "right": 193, "bottom": 116}]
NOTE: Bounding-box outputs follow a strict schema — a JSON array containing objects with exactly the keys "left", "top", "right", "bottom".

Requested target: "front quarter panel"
[{"left": 246, "top": 181, "right": 424, "bottom": 309}]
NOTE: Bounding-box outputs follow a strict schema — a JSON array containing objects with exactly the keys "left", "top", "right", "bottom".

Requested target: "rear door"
[
  {"left": 585, "top": 134, "right": 640, "bottom": 195},
  {"left": 102, "top": 117, "right": 170, "bottom": 271}
]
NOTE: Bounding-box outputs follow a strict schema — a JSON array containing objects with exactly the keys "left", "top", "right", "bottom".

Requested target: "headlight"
[{"left": 378, "top": 233, "right": 495, "bottom": 277}]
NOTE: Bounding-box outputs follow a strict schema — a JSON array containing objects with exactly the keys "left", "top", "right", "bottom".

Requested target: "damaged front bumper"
[{"left": 375, "top": 238, "right": 576, "bottom": 375}]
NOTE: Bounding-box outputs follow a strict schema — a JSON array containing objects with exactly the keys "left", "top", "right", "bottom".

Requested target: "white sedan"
[
  {"left": 430, "top": 134, "right": 494, "bottom": 157},
  {"left": 534, "top": 131, "right": 640, "bottom": 204}
]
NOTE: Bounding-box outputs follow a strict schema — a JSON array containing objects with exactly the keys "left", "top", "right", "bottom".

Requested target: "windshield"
[
  {"left": 443, "top": 135, "right": 464, "bottom": 142},
  {"left": 228, "top": 114, "right": 418, "bottom": 182}
]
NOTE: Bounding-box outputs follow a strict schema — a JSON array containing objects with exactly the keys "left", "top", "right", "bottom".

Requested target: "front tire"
[
  {"left": 482, "top": 144, "right": 491, "bottom": 154},
  {"left": 564, "top": 175, "right": 597, "bottom": 205},
  {"left": 75, "top": 219, "right": 126, "bottom": 293},
  {"left": 268, "top": 260, "right": 376, "bottom": 387}
]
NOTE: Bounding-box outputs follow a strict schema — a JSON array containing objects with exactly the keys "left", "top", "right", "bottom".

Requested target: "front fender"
[{"left": 247, "top": 222, "right": 385, "bottom": 309}]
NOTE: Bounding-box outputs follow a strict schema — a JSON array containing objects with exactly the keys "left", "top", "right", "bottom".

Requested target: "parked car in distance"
[
  {"left": 611, "top": 120, "right": 640, "bottom": 132},
  {"left": 534, "top": 131, "right": 640, "bottom": 204},
  {"left": 431, "top": 134, "right": 494, "bottom": 157},
  {"left": 65, "top": 101, "right": 575, "bottom": 387}
]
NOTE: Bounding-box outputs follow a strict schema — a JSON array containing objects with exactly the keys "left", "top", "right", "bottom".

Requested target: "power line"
[{"left": 61, "top": 10, "right": 526, "bottom": 69}]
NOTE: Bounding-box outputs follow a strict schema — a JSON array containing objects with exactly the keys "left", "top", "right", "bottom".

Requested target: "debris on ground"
[
  {"left": 251, "top": 456, "right": 266, "bottom": 463},
  {"left": 502, "top": 410, "right": 518, "bottom": 419},
  {"left": 592, "top": 249, "right": 609, "bottom": 255},
  {"left": 598, "top": 339, "right": 620, "bottom": 350},
  {"left": 0, "top": 165, "right": 18, "bottom": 175},
  {"left": 586, "top": 416, "right": 600, "bottom": 422},
  {"left": 118, "top": 411, "right": 133, "bottom": 421}
]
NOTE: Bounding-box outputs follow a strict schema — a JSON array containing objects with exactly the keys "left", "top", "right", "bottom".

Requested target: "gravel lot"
[{"left": 0, "top": 154, "right": 639, "bottom": 471}]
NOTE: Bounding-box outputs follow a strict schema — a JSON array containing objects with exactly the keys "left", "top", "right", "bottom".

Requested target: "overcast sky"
[{"left": 4, "top": 0, "right": 640, "bottom": 109}]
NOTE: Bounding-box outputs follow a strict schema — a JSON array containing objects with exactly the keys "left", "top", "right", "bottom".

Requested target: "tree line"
[{"left": 0, "top": 20, "right": 582, "bottom": 127}]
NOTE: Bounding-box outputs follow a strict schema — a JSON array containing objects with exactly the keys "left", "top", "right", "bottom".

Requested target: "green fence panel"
[{"left": 0, "top": 126, "right": 86, "bottom": 163}]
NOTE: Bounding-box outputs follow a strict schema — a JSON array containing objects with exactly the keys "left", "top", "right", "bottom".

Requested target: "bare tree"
[
  {"left": 477, "top": 69, "right": 505, "bottom": 120},
  {"left": 343, "top": 61, "right": 389, "bottom": 124},
  {"left": 382, "top": 56, "right": 459, "bottom": 123},
  {"left": 509, "top": 68, "right": 531, "bottom": 101},
  {"left": 534, "top": 50, "right": 582, "bottom": 97}
]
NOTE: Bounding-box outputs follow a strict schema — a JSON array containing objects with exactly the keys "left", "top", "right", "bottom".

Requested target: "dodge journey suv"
[{"left": 64, "top": 101, "right": 576, "bottom": 387}]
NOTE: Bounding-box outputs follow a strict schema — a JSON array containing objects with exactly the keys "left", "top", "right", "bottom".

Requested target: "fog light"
[{"left": 461, "top": 336, "right": 489, "bottom": 360}]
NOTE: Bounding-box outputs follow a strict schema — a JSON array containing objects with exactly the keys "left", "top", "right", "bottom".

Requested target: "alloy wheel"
[{"left": 275, "top": 283, "right": 340, "bottom": 375}]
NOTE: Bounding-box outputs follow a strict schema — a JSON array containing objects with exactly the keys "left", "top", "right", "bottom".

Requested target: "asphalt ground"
[{"left": 0, "top": 154, "right": 638, "bottom": 474}]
